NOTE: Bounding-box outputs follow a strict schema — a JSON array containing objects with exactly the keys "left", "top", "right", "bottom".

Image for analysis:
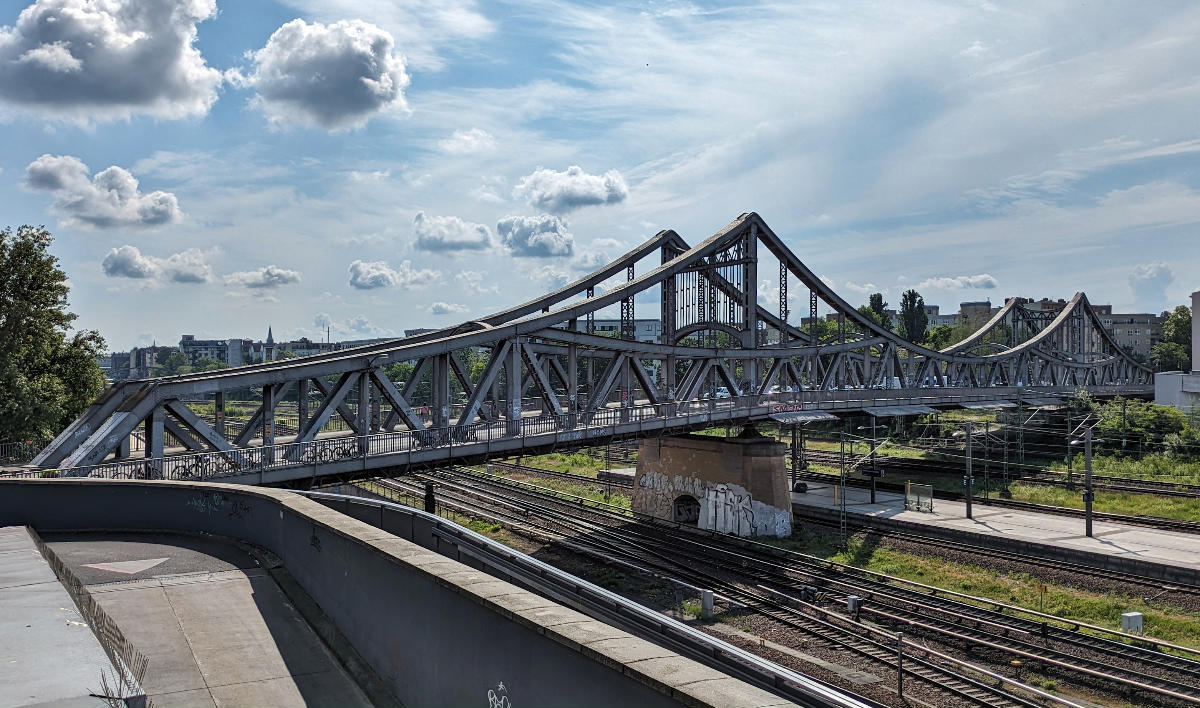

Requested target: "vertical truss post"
[
  {"left": 621, "top": 264, "right": 635, "bottom": 340},
  {"left": 357, "top": 371, "right": 370, "bottom": 455},
  {"left": 214, "top": 390, "right": 226, "bottom": 440},
  {"left": 262, "top": 384, "right": 277, "bottom": 463},
  {"left": 567, "top": 319, "right": 579, "bottom": 429},
  {"left": 370, "top": 383, "right": 381, "bottom": 433},
  {"left": 146, "top": 407, "right": 165, "bottom": 460},
  {"left": 432, "top": 354, "right": 450, "bottom": 429},
  {"left": 779, "top": 260, "right": 788, "bottom": 342},
  {"left": 506, "top": 340, "right": 522, "bottom": 436},
  {"left": 296, "top": 381, "right": 308, "bottom": 435},
  {"left": 586, "top": 286, "right": 595, "bottom": 409},
  {"left": 620, "top": 356, "right": 633, "bottom": 423},
  {"left": 664, "top": 354, "right": 677, "bottom": 417},
  {"left": 661, "top": 246, "right": 677, "bottom": 345},
  {"left": 744, "top": 225, "right": 758, "bottom": 393}
]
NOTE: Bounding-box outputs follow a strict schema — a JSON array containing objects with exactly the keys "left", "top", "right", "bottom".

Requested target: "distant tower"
[{"left": 266, "top": 326, "right": 275, "bottom": 362}]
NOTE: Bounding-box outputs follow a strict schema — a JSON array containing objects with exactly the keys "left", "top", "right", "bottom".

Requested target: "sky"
[{"left": 0, "top": 0, "right": 1197, "bottom": 350}]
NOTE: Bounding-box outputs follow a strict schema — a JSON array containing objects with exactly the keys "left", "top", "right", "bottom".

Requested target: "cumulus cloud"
[
  {"left": 1129, "top": 262, "right": 1174, "bottom": 309},
  {"left": 347, "top": 259, "right": 439, "bottom": 289},
  {"left": 412, "top": 211, "right": 492, "bottom": 252},
  {"left": 224, "top": 264, "right": 302, "bottom": 289},
  {"left": 496, "top": 214, "right": 574, "bottom": 258},
  {"left": 455, "top": 269, "right": 497, "bottom": 295},
  {"left": 915, "top": 274, "right": 999, "bottom": 290},
  {"left": 843, "top": 281, "right": 880, "bottom": 297},
  {"left": 24, "top": 154, "right": 182, "bottom": 228},
  {"left": 0, "top": 0, "right": 222, "bottom": 122},
  {"left": 101, "top": 245, "right": 212, "bottom": 284},
  {"left": 438, "top": 127, "right": 495, "bottom": 154},
  {"left": 429, "top": 301, "right": 468, "bottom": 315},
  {"left": 232, "top": 19, "right": 409, "bottom": 131},
  {"left": 313, "top": 312, "right": 392, "bottom": 338},
  {"left": 527, "top": 265, "right": 571, "bottom": 290},
  {"left": 513, "top": 165, "right": 628, "bottom": 213}
]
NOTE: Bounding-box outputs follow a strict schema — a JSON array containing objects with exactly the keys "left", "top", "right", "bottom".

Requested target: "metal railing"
[{"left": 27, "top": 385, "right": 1146, "bottom": 483}]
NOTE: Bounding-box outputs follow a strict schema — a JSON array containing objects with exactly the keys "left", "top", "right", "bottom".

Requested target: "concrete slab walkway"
[
  {"left": 0, "top": 526, "right": 117, "bottom": 708},
  {"left": 793, "top": 482, "right": 1200, "bottom": 581},
  {"left": 44, "top": 532, "right": 374, "bottom": 708}
]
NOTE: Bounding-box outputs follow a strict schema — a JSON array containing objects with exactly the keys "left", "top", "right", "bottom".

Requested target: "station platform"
[{"left": 792, "top": 483, "right": 1200, "bottom": 586}]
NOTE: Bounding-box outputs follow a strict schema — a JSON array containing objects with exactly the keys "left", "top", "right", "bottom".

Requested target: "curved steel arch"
[{"left": 31, "top": 212, "right": 1152, "bottom": 476}]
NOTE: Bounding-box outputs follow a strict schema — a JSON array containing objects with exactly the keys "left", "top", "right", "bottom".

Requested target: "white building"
[{"left": 1154, "top": 289, "right": 1200, "bottom": 412}]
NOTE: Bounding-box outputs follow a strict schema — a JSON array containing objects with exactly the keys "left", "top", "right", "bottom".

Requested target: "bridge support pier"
[{"left": 633, "top": 428, "right": 792, "bottom": 537}]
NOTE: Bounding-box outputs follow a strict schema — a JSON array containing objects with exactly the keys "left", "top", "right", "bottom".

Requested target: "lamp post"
[
  {"left": 964, "top": 421, "right": 974, "bottom": 520},
  {"left": 856, "top": 419, "right": 880, "bottom": 504}
]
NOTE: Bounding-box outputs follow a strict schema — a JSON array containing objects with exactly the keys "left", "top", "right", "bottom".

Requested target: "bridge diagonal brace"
[
  {"left": 162, "top": 399, "right": 251, "bottom": 468},
  {"left": 310, "top": 376, "right": 363, "bottom": 435},
  {"left": 678, "top": 358, "right": 715, "bottom": 401},
  {"left": 627, "top": 357, "right": 663, "bottom": 405},
  {"left": 582, "top": 352, "right": 627, "bottom": 421},
  {"left": 455, "top": 341, "right": 512, "bottom": 430},
  {"left": 758, "top": 358, "right": 786, "bottom": 396},
  {"left": 369, "top": 369, "right": 424, "bottom": 432},
  {"left": 521, "top": 342, "right": 564, "bottom": 417},
  {"left": 448, "top": 353, "right": 492, "bottom": 422},
  {"left": 285, "top": 372, "right": 357, "bottom": 460}
]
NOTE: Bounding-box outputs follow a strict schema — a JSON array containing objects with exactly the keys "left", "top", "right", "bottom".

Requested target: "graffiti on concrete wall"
[{"left": 633, "top": 472, "right": 791, "bottom": 537}]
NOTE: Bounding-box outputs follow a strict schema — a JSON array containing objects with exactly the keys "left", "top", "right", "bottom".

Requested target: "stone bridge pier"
[{"left": 633, "top": 426, "right": 792, "bottom": 538}]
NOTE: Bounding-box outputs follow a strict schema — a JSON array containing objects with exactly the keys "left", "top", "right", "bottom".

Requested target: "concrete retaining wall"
[{"left": 0, "top": 480, "right": 792, "bottom": 708}]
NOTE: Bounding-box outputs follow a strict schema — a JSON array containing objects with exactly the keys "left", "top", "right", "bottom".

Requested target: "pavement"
[
  {"left": 0, "top": 526, "right": 118, "bottom": 708},
  {"left": 42, "top": 531, "right": 374, "bottom": 708},
  {"left": 792, "top": 482, "right": 1200, "bottom": 576}
]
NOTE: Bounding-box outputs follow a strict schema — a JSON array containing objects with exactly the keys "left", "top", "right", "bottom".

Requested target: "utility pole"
[
  {"left": 964, "top": 421, "right": 974, "bottom": 520},
  {"left": 870, "top": 415, "right": 878, "bottom": 504},
  {"left": 1066, "top": 411, "right": 1074, "bottom": 490},
  {"left": 983, "top": 420, "right": 990, "bottom": 503},
  {"left": 839, "top": 426, "right": 848, "bottom": 549},
  {"left": 1084, "top": 428, "right": 1094, "bottom": 538}
]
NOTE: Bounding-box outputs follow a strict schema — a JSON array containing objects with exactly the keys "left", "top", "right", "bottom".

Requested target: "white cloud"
[
  {"left": 915, "top": 274, "right": 999, "bottom": 290},
  {"left": 527, "top": 265, "right": 571, "bottom": 290},
  {"left": 101, "top": 245, "right": 212, "bottom": 284},
  {"left": 455, "top": 269, "right": 497, "bottom": 295},
  {"left": 428, "top": 301, "right": 468, "bottom": 315},
  {"left": 513, "top": 165, "right": 628, "bottom": 213},
  {"left": 347, "top": 259, "right": 439, "bottom": 289},
  {"left": 0, "top": 0, "right": 221, "bottom": 123},
  {"left": 438, "top": 127, "right": 495, "bottom": 154},
  {"left": 843, "top": 281, "right": 880, "bottom": 297},
  {"left": 233, "top": 19, "right": 409, "bottom": 131},
  {"left": 1129, "top": 262, "right": 1173, "bottom": 310},
  {"left": 412, "top": 211, "right": 492, "bottom": 252},
  {"left": 496, "top": 214, "right": 574, "bottom": 257},
  {"left": 24, "top": 154, "right": 182, "bottom": 228},
  {"left": 224, "top": 265, "right": 302, "bottom": 289},
  {"left": 313, "top": 312, "right": 393, "bottom": 338}
]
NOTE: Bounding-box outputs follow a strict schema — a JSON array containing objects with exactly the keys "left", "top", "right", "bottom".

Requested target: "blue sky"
[{"left": 0, "top": 0, "right": 1197, "bottom": 349}]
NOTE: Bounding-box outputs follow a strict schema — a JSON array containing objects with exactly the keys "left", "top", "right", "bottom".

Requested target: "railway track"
[
  {"left": 801, "top": 450, "right": 1200, "bottom": 498},
  {"left": 373, "top": 467, "right": 1200, "bottom": 707}
]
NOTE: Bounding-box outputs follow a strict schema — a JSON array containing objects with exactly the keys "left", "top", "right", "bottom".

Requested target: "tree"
[
  {"left": 1162, "top": 305, "right": 1192, "bottom": 350},
  {"left": 1151, "top": 341, "right": 1190, "bottom": 372},
  {"left": 1150, "top": 305, "right": 1193, "bottom": 371},
  {"left": 153, "top": 350, "right": 191, "bottom": 376},
  {"left": 0, "top": 225, "right": 105, "bottom": 443},
  {"left": 925, "top": 324, "right": 955, "bottom": 350},
  {"left": 898, "top": 289, "right": 928, "bottom": 343},
  {"left": 193, "top": 357, "right": 228, "bottom": 372},
  {"left": 868, "top": 293, "right": 892, "bottom": 331}
]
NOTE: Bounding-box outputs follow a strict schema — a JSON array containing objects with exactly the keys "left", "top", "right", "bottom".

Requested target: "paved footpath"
[
  {"left": 793, "top": 482, "right": 1200, "bottom": 579},
  {"left": 0, "top": 526, "right": 117, "bottom": 708},
  {"left": 43, "top": 531, "right": 374, "bottom": 708}
]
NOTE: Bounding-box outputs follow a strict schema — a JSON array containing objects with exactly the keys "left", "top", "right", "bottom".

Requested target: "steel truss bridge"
[{"left": 28, "top": 213, "right": 1151, "bottom": 486}]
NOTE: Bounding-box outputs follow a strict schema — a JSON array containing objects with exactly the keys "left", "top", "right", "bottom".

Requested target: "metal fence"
[{"left": 904, "top": 482, "right": 934, "bottom": 513}]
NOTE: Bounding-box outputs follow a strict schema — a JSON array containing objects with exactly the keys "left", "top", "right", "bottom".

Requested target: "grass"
[
  {"left": 768, "top": 529, "right": 1200, "bottom": 650},
  {"left": 484, "top": 464, "right": 632, "bottom": 510},
  {"left": 1050, "top": 453, "right": 1200, "bottom": 485},
  {"left": 510, "top": 452, "right": 608, "bottom": 477}
]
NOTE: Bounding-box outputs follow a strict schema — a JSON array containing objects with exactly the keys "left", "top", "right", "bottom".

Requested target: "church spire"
[{"left": 266, "top": 325, "right": 274, "bottom": 345}]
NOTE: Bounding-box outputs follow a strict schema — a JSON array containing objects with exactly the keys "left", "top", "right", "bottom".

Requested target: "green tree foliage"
[
  {"left": 924, "top": 324, "right": 955, "bottom": 350},
  {"left": 1151, "top": 305, "right": 1192, "bottom": 371},
  {"left": 856, "top": 305, "right": 882, "bottom": 326},
  {"left": 868, "top": 292, "right": 892, "bottom": 330},
  {"left": 898, "top": 289, "right": 928, "bottom": 343},
  {"left": 0, "top": 226, "right": 105, "bottom": 443},
  {"left": 193, "top": 357, "right": 228, "bottom": 372},
  {"left": 153, "top": 350, "right": 191, "bottom": 376}
]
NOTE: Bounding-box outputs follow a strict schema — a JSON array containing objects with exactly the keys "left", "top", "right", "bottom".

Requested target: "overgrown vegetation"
[{"left": 771, "top": 529, "right": 1200, "bottom": 649}]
